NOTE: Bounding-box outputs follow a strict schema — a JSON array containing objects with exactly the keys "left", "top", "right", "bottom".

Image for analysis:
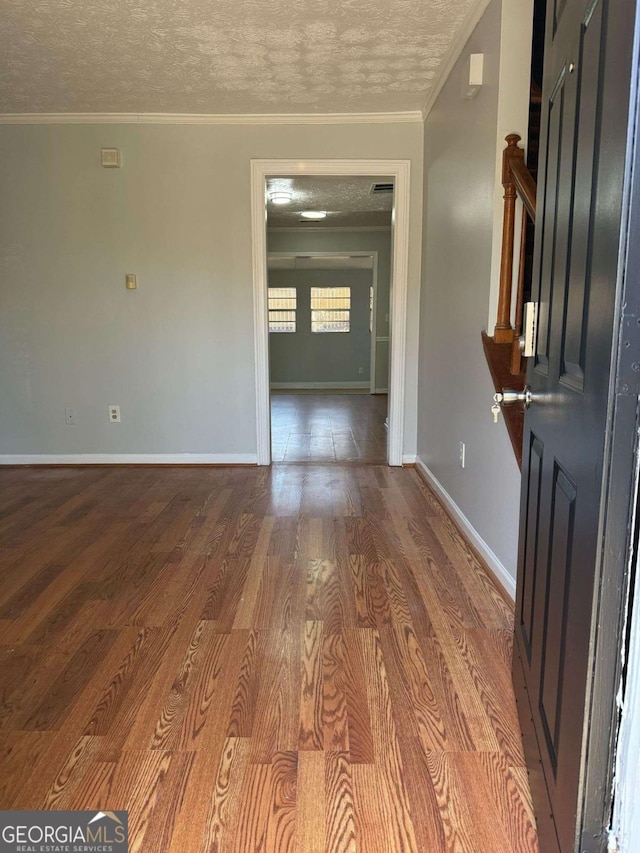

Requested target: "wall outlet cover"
[{"left": 458, "top": 441, "right": 466, "bottom": 468}]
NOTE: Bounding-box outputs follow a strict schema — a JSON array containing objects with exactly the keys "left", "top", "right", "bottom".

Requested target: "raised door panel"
[
  {"left": 560, "top": 1, "right": 604, "bottom": 392},
  {"left": 538, "top": 464, "right": 577, "bottom": 776},
  {"left": 519, "top": 434, "right": 545, "bottom": 662},
  {"left": 535, "top": 64, "right": 576, "bottom": 377}
]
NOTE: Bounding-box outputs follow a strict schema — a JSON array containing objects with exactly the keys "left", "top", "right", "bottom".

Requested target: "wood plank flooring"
[
  {"left": 271, "top": 392, "right": 388, "bottom": 463},
  {"left": 0, "top": 465, "right": 539, "bottom": 852}
]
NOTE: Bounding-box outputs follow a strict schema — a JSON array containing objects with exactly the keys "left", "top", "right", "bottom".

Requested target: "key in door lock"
[{"left": 491, "top": 386, "right": 533, "bottom": 423}]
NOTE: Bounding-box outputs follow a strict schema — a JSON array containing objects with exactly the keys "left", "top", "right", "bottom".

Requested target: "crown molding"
[
  {"left": 421, "top": 0, "right": 492, "bottom": 120},
  {"left": 268, "top": 225, "right": 391, "bottom": 233},
  {"left": 0, "top": 110, "right": 423, "bottom": 126}
]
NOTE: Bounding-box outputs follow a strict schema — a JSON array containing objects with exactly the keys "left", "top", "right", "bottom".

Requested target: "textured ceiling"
[
  {"left": 266, "top": 176, "right": 393, "bottom": 228},
  {"left": 0, "top": 0, "right": 479, "bottom": 114}
]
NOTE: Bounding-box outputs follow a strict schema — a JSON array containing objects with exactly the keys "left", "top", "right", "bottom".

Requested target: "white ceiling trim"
[
  {"left": 0, "top": 111, "right": 423, "bottom": 126},
  {"left": 421, "top": 0, "right": 492, "bottom": 120},
  {"left": 268, "top": 225, "right": 391, "bottom": 233}
]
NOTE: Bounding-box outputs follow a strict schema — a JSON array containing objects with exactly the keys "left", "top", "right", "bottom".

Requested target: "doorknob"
[
  {"left": 494, "top": 386, "right": 532, "bottom": 406},
  {"left": 491, "top": 386, "right": 533, "bottom": 423}
]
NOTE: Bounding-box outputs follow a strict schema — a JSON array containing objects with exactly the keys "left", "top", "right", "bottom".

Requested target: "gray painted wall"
[
  {"left": 417, "top": 0, "right": 522, "bottom": 579},
  {"left": 0, "top": 122, "right": 422, "bottom": 458},
  {"left": 268, "top": 268, "right": 372, "bottom": 385}
]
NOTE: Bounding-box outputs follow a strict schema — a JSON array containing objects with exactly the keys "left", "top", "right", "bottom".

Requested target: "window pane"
[
  {"left": 268, "top": 287, "right": 296, "bottom": 333},
  {"left": 269, "top": 310, "right": 295, "bottom": 332},
  {"left": 310, "top": 287, "right": 350, "bottom": 333},
  {"left": 310, "top": 287, "right": 350, "bottom": 308},
  {"left": 269, "top": 287, "right": 297, "bottom": 300}
]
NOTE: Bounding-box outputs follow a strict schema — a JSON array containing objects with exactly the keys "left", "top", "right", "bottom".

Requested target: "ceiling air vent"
[{"left": 370, "top": 182, "right": 394, "bottom": 195}]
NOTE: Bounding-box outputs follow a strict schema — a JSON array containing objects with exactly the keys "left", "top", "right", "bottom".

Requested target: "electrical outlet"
[
  {"left": 358, "top": 366, "right": 364, "bottom": 374},
  {"left": 65, "top": 407, "right": 77, "bottom": 425},
  {"left": 108, "top": 405, "right": 121, "bottom": 423},
  {"left": 459, "top": 441, "right": 466, "bottom": 469}
]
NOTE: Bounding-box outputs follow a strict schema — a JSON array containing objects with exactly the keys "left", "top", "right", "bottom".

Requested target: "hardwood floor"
[
  {"left": 271, "top": 392, "right": 388, "bottom": 463},
  {"left": 0, "top": 464, "right": 539, "bottom": 852}
]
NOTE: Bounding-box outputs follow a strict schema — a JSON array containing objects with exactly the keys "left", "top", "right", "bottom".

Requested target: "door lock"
[
  {"left": 494, "top": 387, "right": 533, "bottom": 406},
  {"left": 491, "top": 386, "right": 533, "bottom": 423}
]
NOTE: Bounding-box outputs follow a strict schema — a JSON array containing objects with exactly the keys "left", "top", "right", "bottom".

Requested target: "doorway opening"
[
  {"left": 267, "top": 246, "right": 387, "bottom": 463},
  {"left": 250, "top": 159, "right": 411, "bottom": 466}
]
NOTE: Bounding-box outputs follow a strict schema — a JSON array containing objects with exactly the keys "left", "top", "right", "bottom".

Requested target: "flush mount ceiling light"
[
  {"left": 269, "top": 191, "right": 292, "bottom": 205},
  {"left": 300, "top": 211, "right": 327, "bottom": 219}
]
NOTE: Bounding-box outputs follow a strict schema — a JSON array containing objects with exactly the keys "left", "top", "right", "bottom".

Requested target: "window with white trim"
[
  {"left": 268, "top": 287, "right": 297, "bottom": 332},
  {"left": 310, "top": 287, "right": 351, "bottom": 333}
]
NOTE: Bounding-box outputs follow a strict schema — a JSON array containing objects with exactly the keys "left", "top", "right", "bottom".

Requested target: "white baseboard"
[
  {"left": 415, "top": 456, "right": 516, "bottom": 601},
  {"left": 270, "top": 381, "right": 370, "bottom": 390},
  {"left": 374, "top": 387, "right": 389, "bottom": 394},
  {"left": 402, "top": 455, "right": 417, "bottom": 465},
  {"left": 0, "top": 453, "right": 258, "bottom": 466}
]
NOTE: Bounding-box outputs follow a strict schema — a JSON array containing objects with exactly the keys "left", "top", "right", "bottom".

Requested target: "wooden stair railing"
[
  {"left": 493, "top": 134, "right": 537, "bottom": 376},
  {"left": 483, "top": 134, "right": 537, "bottom": 469}
]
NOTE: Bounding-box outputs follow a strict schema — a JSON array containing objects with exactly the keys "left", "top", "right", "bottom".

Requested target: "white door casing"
[{"left": 250, "top": 158, "right": 411, "bottom": 466}]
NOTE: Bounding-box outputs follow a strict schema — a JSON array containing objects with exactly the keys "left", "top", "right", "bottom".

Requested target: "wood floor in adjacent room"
[
  {"left": 271, "top": 392, "right": 388, "bottom": 463},
  {"left": 0, "top": 464, "right": 539, "bottom": 852}
]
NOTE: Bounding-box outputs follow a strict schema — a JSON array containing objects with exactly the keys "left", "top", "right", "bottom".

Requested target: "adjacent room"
[{"left": 266, "top": 176, "right": 392, "bottom": 463}]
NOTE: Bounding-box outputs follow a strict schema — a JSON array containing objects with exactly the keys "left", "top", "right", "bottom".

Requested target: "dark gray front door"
[{"left": 513, "top": 1, "right": 638, "bottom": 850}]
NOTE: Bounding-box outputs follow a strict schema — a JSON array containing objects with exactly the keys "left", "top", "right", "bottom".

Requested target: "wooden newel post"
[{"left": 494, "top": 134, "right": 525, "bottom": 344}]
